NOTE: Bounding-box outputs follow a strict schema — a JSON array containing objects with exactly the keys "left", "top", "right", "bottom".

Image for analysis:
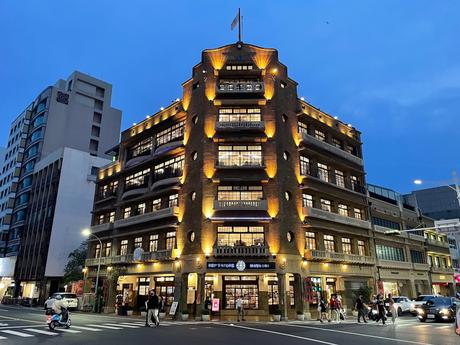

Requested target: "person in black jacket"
[
  {"left": 146, "top": 290, "right": 160, "bottom": 327},
  {"left": 355, "top": 294, "right": 368, "bottom": 323},
  {"left": 374, "top": 294, "right": 386, "bottom": 325}
]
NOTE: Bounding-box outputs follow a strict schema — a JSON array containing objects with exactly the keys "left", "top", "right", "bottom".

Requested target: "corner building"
[{"left": 88, "top": 42, "right": 372, "bottom": 320}]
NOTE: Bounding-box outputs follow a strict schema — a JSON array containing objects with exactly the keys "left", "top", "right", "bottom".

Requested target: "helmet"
[{"left": 55, "top": 294, "right": 63, "bottom": 300}]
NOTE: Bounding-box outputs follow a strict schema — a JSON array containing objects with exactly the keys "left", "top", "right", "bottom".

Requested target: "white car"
[
  {"left": 392, "top": 296, "right": 411, "bottom": 315},
  {"left": 44, "top": 293, "right": 79, "bottom": 310},
  {"left": 409, "top": 295, "right": 443, "bottom": 315}
]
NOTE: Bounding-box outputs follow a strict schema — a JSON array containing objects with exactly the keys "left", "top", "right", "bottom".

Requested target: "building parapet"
[
  {"left": 304, "top": 249, "right": 375, "bottom": 265},
  {"left": 303, "top": 206, "right": 372, "bottom": 229}
]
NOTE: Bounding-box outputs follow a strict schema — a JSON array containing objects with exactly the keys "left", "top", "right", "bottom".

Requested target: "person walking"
[
  {"left": 236, "top": 296, "right": 245, "bottom": 322},
  {"left": 319, "top": 295, "right": 330, "bottom": 323},
  {"left": 329, "top": 294, "right": 340, "bottom": 322},
  {"left": 147, "top": 290, "right": 160, "bottom": 327},
  {"left": 386, "top": 293, "right": 397, "bottom": 324},
  {"left": 355, "top": 294, "right": 367, "bottom": 323},
  {"left": 374, "top": 294, "right": 386, "bottom": 325}
]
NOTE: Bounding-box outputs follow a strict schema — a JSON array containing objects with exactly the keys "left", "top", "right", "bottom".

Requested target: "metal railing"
[
  {"left": 215, "top": 121, "right": 265, "bottom": 130},
  {"left": 213, "top": 245, "right": 269, "bottom": 257},
  {"left": 304, "top": 249, "right": 375, "bottom": 264},
  {"left": 214, "top": 199, "right": 268, "bottom": 211},
  {"left": 302, "top": 165, "right": 366, "bottom": 194},
  {"left": 216, "top": 81, "right": 264, "bottom": 94}
]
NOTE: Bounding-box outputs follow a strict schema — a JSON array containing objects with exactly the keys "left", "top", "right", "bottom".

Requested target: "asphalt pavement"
[{"left": 0, "top": 305, "right": 456, "bottom": 345}]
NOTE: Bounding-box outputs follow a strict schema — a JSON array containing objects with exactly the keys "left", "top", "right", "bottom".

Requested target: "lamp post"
[{"left": 82, "top": 228, "right": 102, "bottom": 312}]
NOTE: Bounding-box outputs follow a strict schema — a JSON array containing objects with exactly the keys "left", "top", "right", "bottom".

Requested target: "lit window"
[
  {"left": 298, "top": 122, "right": 308, "bottom": 134},
  {"left": 218, "top": 108, "right": 261, "bottom": 122},
  {"left": 314, "top": 130, "right": 326, "bottom": 141},
  {"left": 149, "top": 234, "right": 159, "bottom": 252},
  {"left": 218, "top": 145, "right": 262, "bottom": 167},
  {"left": 302, "top": 194, "right": 313, "bottom": 208},
  {"left": 335, "top": 170, "right": 344, "bottom": 188},
  {"left": 154, "top": 156, "right": 184, "bottom": 180},
  {"left": 166, "top": 231, "right": 176, "bottom": 250},
  {"left": 156, "top": 121, "right": 185, "bottom": 147},
  {"left": 317, "top": 163, "right": 329, "bottom": 182},
  {"left": 342, "top": 238, "right": 352, "bottom": 254},
  {"left": 338, "top": 204, "right": 348, "bottom": 217},
  {"left": 103, "top": 242, "right": 111, "bottom": 257},
  {"left": 324, "top": 235, "right": 335, "bottom": 252},
  {"left": 354, "top": 208, "right": 362, "bottom": 219},
  {"left": 168, "top": 194, "right": 178, "bottom": 207},
  {"left": 218, "top": 185, "right": 263, "bottom": 201},
  {"left": 120, "top": 240, "right": 128, "bottom": 255},
  {"left": 358, "top": 240, "right": 366, "bottom": 256},
  {"left": 217, "top": 226, "right": 264, "bottom": 247},
  {"left": 320, "top": 198, "right": 332, "bottom": 212},
  {"left": 123, "top": 207, "right": 131, "bottom": 219},
  {"left": 109, "top": 211, "right": 115, "bottom": 223},
  {"left": 152, "top": 198, "right": 161, "bottom": 211},
  {"left": 305, "top": 232, "right": 316, "bottom": 250},
  {"left": 332, "top": 138, "right": 342, "bottom": 149},
  {"left": 134, "top": 237, "right": 143, "bottom": 248},
  {"left": 300, "top": 156, "right": 310, "bottom": 176}
]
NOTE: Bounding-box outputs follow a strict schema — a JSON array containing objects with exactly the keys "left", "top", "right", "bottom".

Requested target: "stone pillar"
[
  {"left": 408, "top": 280, "right": 417, "bottom": 299},
  {"left": 277, "top": 273, "right": 288, "bottom": 320},
  {"left": 294, "top": 273, "right": 307, "bottom": 319},
  {"left": 195, "top": 273, "right": 205, "bottom": 320},
  {"left": 180, "top": 273, "right": 188, "bottom": 314}
]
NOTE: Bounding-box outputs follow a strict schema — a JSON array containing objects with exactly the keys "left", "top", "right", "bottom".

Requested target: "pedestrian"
[
  {"left": 374, "top": 294, "right": 386, "bottom": 325},
  {"left": 319, "top": 295, "right": 330, "bottom": 323},
  {"left": 329, "top": 294, "right": 340, "bottom": 322},
  {"left": 386, "top": 293, "right": 396, "bottom": 324},
  {"left": 146, "top": 289, "right": 160, "bottom": 327},
  {"left": 355, "top": 294, "right": 367, "bottom": 323},
  {"left": 236, "top": 296, "right": 245, "bottom": 322}
]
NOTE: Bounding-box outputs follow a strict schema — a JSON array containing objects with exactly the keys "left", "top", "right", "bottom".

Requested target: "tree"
[
  {"left": 63, "top": 242, "right": 87, "bottom": 284},
  {"left": 353, "top": 285, "right": 373, "bottom": 304}
]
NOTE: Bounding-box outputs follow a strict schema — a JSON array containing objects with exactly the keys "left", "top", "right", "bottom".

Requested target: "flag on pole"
[{"left": 231, "top": 11, "right": 239, "bottom": 31}]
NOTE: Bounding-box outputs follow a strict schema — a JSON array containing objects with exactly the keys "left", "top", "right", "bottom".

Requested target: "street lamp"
[{"left": 82, "top": 228, "right": 102, "bottom": 312}]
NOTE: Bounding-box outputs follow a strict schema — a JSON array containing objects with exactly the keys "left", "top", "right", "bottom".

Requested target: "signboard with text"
[
  {"left": 212, "top": 298, "right": 220, "bottom": 312},
  {"left": 206, "top": 261, "right": 275, "bottom": 271}
]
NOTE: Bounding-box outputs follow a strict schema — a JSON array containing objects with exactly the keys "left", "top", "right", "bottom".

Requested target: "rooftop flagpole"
[{"left": 238, "top": 8, "right": 241, "bottom": 41}]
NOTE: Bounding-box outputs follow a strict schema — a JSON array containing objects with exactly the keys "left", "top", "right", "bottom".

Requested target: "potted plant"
[
  {"left": 296, "top": 311, "right": 305, "bottom": 321},
  {"left": 181, "top": 309, "right": 189, "bottom": 321},
  {"left": 201, "top": 309, "right": 210, "bottom": 321},
  {"left": 273, "top": 308, "right": 282, "bottom": 322}
]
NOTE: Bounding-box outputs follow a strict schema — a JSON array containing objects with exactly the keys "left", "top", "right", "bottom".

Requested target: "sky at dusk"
[{"left": 1, "top": 0, "right": 459, "bottom": 193}]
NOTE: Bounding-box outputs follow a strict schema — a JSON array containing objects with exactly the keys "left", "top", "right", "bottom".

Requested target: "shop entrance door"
[
  {"left": 154, "top": 277, "right": 175, "bottom": 308},
  {"left": 325, "top": 278, "right": 336, "bottom": 300},
  {"left": 136, "top": 277, "right": 150, "bottom": 310},
  {"left": 268, "top": 280, "right": 279, "bottom": 314}
]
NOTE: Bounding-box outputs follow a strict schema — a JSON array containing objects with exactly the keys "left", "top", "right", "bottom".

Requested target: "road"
[{"left": 0, "top": 305, "right": 456, "bottom": 345}]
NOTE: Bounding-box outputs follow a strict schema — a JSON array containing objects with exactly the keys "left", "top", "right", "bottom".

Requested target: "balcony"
[
  {"left": 302, "top": 166, "right": 366, "bottom": 195},
  {"left": 141, "top": 249, "right": 173, "bottom": 261},
  {"left": 298, "top": 131, "right": 363, "bottom": 166},
  {"left": 378, "top": 260, "right": 413, "bottom": 269},
  {"left": 90, "top": 222, "right": 114, "bottom": 234},
  {"left": 121, "top": 179, "right": 149, "bottom": 199},
  {"left": 426, "top": 238, "right": 449, "bottom": 248},
  {"left": 214, "top": 200, "right": 268, "bottom": 211},
  {"left": 215, "top": 121, "right": 265, "bottom": 132},
  {"left": 215, "top": 160, "right": 265, "bottom": 170},
  {"left": 303, "top": 206, "right": 372, "bottom": 230},
  {"left": 151, "top": 168, "right": 182, "bottom": 191},
  {"left": 114, "top": 207, "right": 179, "bottom": 229},
  {"left": 304, "top": 249, "right": 375, "bottom": 265},
  {"left": 431, "top": 266, "right": 454, "bottom": 274},
  {"left": 85, "top": 250, "right": 173, "bottom": 267},
  {"left": 213, "top": 244, "right": 270, "bottom": 257},
  {"left": 216, "top": 81, "right": 264, "bottom": 95},
  {"left": 413, "top": 263, "right": 430, "bottom": 271},
  {"left": 95, "top": 190, "right": 117, "bottom": 203}
]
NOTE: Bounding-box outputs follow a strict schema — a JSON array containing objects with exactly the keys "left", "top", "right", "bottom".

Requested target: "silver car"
[{"left": 44, "top": 293, "right": 79, "bottom": 310}]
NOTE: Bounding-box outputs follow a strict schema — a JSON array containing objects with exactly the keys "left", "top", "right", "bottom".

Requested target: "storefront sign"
[
  {"left": 212, "top": 298, "right": 220, "bottom": 312},
  {"left": 207, "top": 261, "right": 275, "bottom": 270},
  {"left": 169, "top": 301, "right": 178, "bottom": 315}
]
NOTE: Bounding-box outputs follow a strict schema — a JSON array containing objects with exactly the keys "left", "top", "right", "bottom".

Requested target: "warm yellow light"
[
  {"left": 253, "top": 50, "right": 272, "bottom": 69},
  {"left": 323, "top": 263, "right": 329, "bottom": 267},
  {"left": 107, "top": 266, "right": 113, "bottom": 271},
  {"left": 267, "top": 197, "right": 279, "bottom": 218},
  {"left": 265, "top": 121, "right": 275, "bottom": 139},
  {"left": 207, "top": 50, "right": 226, "bottom": 70},
  {"left": 264, "top": 78, "right": 275, "bottom": 100},
  {"left": 204, "top": 118, "right": 215, "bottom": 139},
  {"left": 302, "top": 260, "right": 308, "bottom": 266},
  {"left": 196, "top": 257, "right": 201, "bottom": 262},
  {"left": 137, "top": 264, "right": 143, "bottom": 268},
  {"left": 342, "top": 264, "right": 348, "bottom": 269},
  {"left": 271, "top": 68, "right": 278, "bottom": 75},
  {"left": 265, "top": 159, "right": 277, "bottom": 179},
  {"left": 205, "top": 80, "right": 216, "bottom": 101},
  {"left": 175, "top": 261, "right": 180, "bottom": 267},
  {"left": 82, "top": 267, "right": 88, "bottom": 273}
]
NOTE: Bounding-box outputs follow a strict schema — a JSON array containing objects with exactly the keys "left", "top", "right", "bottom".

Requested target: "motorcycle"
[{"left": 46, "top": 308, "right": 71, "bottom": 330}]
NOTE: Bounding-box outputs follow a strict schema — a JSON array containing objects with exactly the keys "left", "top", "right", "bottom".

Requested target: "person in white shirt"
[
  {"left": 51, "top": 295, "right": 69, "bottom": 322},
  {"left": 236, "top": 297, "right": 245, "bottom": 322}
]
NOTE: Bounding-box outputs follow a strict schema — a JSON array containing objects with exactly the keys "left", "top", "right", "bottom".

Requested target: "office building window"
[
  {"left": 125, "top": 169, "right": 150, "bottom": 190},
  {"left": 218, "top": 185, "right": 263, "bottom": 200},
  {"left": 342, "top": 238, "right": 352, "bottom": 254},
  {"left": 154, "top": 156, "right": 184, "bottom": 178},
  {"left": 298, "top": 122, "right": 308, "bottom": 134},
  {"left": 89, "top": 139, "right": 99, "bottom": 152},
  {"left": 332, "top": 138, "right": 342, "bottom": 148},
  {"left": 317, "top": 163, "right": 329, "bottom": 182},
  {"left": 149, "top": 234, "right": 159, "bottom": 252},
  {"left": 217, "top": 226, "right": 264, "bottom": 247},
  {"left": 376, "top": 245, "right": 405, "bottom": 262},
  {"left": 218, "top": 108, "right": 261, "bottom": 122},
  {"left": 305, "top": 232, "right": 316, "bottom": 250},
  {"left": 127, "top": 138, "right": 153, "bottom": 159},
  {"left": 324, "top": 235, "right": 335, "bottom": 252},
  {"left": 93, "top": 112, "right": 102, "bottom": 124},
  {"left": 120, "top": 240, "right": 128, "bottom": 255},
  {"left": 166, "top": 231, "right": 176, "bottom": 250},
  {"left": 91, "top": 126, "right": 100, "bottom": 137},
  {"left": 156, "top": 121, "right": 185, "bottom": 146},
  {"left": 350, "top": 175, "right": 359, "bottom": 191},
  {"left": 410, "top": 250, "right": 425, "bottom": 264},
  {"left": 314, "top": 130, "right": 326, "bottom": 141},
  {"left": 123, "top": 207, "right": 131, "bottom": 219},
  {"left": 372, "top": 217, "right": 400, "bottom": 230},
  {"left": 134, "top": 237, "right": 143, "bottom": 248},
  {"left": 358, "top": 240, "right": 366, "bottom": 256},
  {"left": 299, "top": 156, "right": 310, "bottom": 176},
  {"left": 168, "top": 194, "right": 178, "bottom": 207},
  {"left": 335, "top": 170, "right": 345, "bottom": 188},
  {"left": 109, "top": 211, "right": 115, "bottom": 223},
  {"left": 338, "top": 204, "right": 348, "bottom": 217},
  {"left": 95, "top": 243, "right": 101, "bottom": 258},
  {"left": 302, "top": 194, "right": 313, "bottom": 208},
  {"left": 320, "top": 198, "right": 332, "bottom": 212},
  {"left": 218, "top": 145, "right": 262, "bottom": 167}
]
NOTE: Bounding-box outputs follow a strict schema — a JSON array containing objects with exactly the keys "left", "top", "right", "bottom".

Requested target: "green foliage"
[
  {"left": 63, "top": 242, "right": 87, "bottom": 284},
  {"left": 353, "top": 285, "right": 373, "bottom": 304}
]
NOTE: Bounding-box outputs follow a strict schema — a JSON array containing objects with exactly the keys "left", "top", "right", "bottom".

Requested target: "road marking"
[
  {"left": 105, "top": 323, "right": 140, "bottom": 328},
  {"left": 285, "top": 324, "right": 436, "bottom": 345},
  {"left": 54, "top": 328, "right": 82, "bottom": 333},
  {"left": 25, "top": 328, "right": 59, "bottom": 336},
  {"left": 415, "top": 324, "right": 430, "bottom": 328},
  {"left": 72, "top": 325, "right": 103, "bottom": 331},
  {"left": 222, "top": 324, "right": 338, "bottom": 345},
  {"left": 1, "top": 329, "right": 35, "bottom": 337},
  {"left": 0, "top": 315, "right": 42, "bottom": 324},
  {"left": 93, "top": 325, "right": 123, "bottom": 329}
]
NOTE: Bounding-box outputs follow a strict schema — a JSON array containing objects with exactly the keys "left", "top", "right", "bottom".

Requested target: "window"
[
  {"left": 89, "top": 139, "right": 99, "bottom": 152},
  {"left": 305, "top": 232, "right": 316, "bottom": 250},
  {"left": 123, "top": 207, "right": 131, "bottom": 219},
  {"left": 30, "top": 129, "right": 43, "bottom": 142},
  {"left": 300, "top": 156, "right": 310, "bottom": 176},
  {"left": 335, "top": 170, "right": 345, "bottom": 188},
  {"left": 342, "top": 238, "right": 352, "bottom": 254},
  {"left": 134, "top": 237, "right": 143, "bottom": 248},
  {"left": 332, "top": 138, "right": 342, "bottom": 149},
  {"left": 90, "top": 166, "right": 99, "bottom": 176},
  {"left": 320, "top": 198, "right": 332, "bottom": 212},
  {"left": 338, "top": 204, "right": 348, "bottom": 217},
  {"left": 168, "top": 194, "right": 178, "bottom": 207},
  {"left": 217, "top": 226, "right": 264, "bottom": 247},
  {"left": 166, "top": 231, "right": 176, "bottom": 250},
  {"left": 152, "top": 198, "right": 161, "bottom": 211},
  {"left": 358, "top": 240, "right": 366, "bottom": 256},
  {"left": 223, "top": 275, "right": 259, "bottom": 310},
  {"left": 91, "top": 125, "right": 100, "bottom": 137},
  {"left": 376, "top": 245, "right": 405, "bottom": 261},
  {"left": 314, "top": 130, "right": 326, "bottom": 141},
  {"left": 120, "top": 240, "right": 128, "bottom": 255},
  {"left": 98, "top": 180, "right": 118, "bottom": 199},
  {"left": 125, "top": 169, "right": 150, "bottom": 190},
  {"left": 350, "top": 175, "right": 359, "bottom": 191},
  {"left": 127, "top": 138, "right": 152, "bottom": 159},
  {"left": 345, "top": 144, "right": 355, "bottom": 155},
  {"left": 317, "top": 163, "right": 329, "bottom": 182},
  {"left": 109, "top": 211, "right": 115, "bottom": 223},
  {"left": 225, "top": 64, "right": 254, "bottom": 70},
  {"left": 97, "top": 214, "right": 105, "bottom": 224},
  {"left": 298, "top": 122, "right": 308, "bottom": 134},
  {"left": 302, "top": 194, "right": 313, "bottom": 208},
  {"left": 218, "top": 185, "right": 263, "bottom": 200},
  {"left": 434, "top": 257, "right": 440, "bottom": 267},
  {"left": 410, "top": 250, "right": 425, "bottom": 264},
  {"left": 156, "top": 121, "right": 185, "bottom": 146},
  {"left": 93, "top": 112, "right": 102, "bottom": 124},
  {"left": 154, "top": 156, "right": 184, "bottom": 179},
  {"left": 94, "top": 243, "right": 101, "bottom": 258},
  {"left": 103, "top": 242, "right": 111, "bottom": 257},
  {"left": 372, "top": 217, "right": 400, "bottom": 230},
  {"left": 324, "top": 235, "right": 335, "bottom": 252},
  {"left": 218, "top": 108, "right": 261, "bottom": 122},
  {"left": 218, "top": 145, "right": 262, "bottom": 167},
  {"left": 149, "top": 234, "right": 159, "bottom": 252},
  {"left": 354, "top": 208, "right": 362, "bottom": 219}
]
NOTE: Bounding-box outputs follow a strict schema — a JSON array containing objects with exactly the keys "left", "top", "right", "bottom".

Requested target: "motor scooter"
[{"left": 46, "top": 308, "right": 71, "bottom": 330}]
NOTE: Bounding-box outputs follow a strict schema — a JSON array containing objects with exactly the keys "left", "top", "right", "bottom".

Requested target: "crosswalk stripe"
[
  {"left": 54, "top": 328, "right": 82, "bottom": 333},
  {"left": 25, "top": 328, "right": 58, "bottom": 336},
  {"left": 93, "top": 325, "right": 123, "bottom": 329},
  {"left": 0, "top": 336, "right": 6, "bottom": 339},
  {"left": 1, "top": 329, "right": 34, "bottom": 337},
  {"left": 120, "top": 322, "right": 145, "bottom": 327},
  {"left": 105, "top": 323, "right": 140, "bottom": 328},
  {"left": 72, "top": 325, "right": 102, "bottom": 332}
]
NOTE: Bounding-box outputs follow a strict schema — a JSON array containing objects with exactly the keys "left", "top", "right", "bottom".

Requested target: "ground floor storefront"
[
  {"left": 377, "top": 267, "right": 431, "bottom": 298},
  {"left": 431, "top": 273, "right": 455, "bottom": 296}
]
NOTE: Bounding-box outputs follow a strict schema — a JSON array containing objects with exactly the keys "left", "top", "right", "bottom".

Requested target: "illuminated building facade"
[{"left": 87, "top": 42, "right": 374, "bottom": 319}]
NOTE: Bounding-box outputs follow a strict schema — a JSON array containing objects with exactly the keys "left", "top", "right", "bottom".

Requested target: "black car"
[{"left": 417, "top": 297, "right": 458, "bottom": 322}]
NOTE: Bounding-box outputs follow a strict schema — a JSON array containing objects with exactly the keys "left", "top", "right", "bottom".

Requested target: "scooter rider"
[{"left": 52, "top": 295, "right": 69, "bottom": 322}]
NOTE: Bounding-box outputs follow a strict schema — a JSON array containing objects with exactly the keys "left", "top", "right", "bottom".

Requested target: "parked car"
[
  {"left": 392, "top": 296, "right": 411, "bottom": 315},
  {"left": 417, "top": 297, "right": 458, "bottom": 322},
  {"left": 44, "top": 293, "right": 78, "bottom": 310},
  {"left": 410, "top": 295, "right": 443, "bottom": 315}
]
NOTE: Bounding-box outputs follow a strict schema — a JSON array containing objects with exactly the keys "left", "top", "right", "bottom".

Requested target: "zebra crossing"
[
  {"left": 288, "top": 318, "right": 455, "bottom": 329},
  {"left": 0, "top": 320, "right": 208, "bottom": 341}
]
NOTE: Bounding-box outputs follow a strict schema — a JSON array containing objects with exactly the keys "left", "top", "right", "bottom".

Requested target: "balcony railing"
[
  {"left": 426, "top": 238, "right": 449, "bottom": 248},
  {"left": 298, "top": 131, "right": 363, "bottom": 166},
  {"left": 216, "top": 81, "right": 264, "bottom": 94},
  {"left": 215, "top": 160, "right": 264, "bottom": 169},
  {"left": 214, "top": 199, "right": 268, "bottom": 211},
  {"left": 85, "top": 250, "right": 173, "bottom": 267},
  {"left": 413, "top": 263, "right": 430, "bottom": 271},
  {"left": 96, "top": 189, "right": 117, "bottom": 202},
  {"left": 90, "top": 222, "right": 114, "bottom": 234},
  {"left": 431, "top": 266, "right": 454, "bottom": 274},
  {"left": 124, "top": 178, "right": 149, "bottom": 192},
  {"left": 378, "top": 260, "right": 413, "bottom": 269},
  {"left": 215, "top": 121, "right": 265, "bottom": 131},
  {"left": 304, "top": 249, "right": 375, "bottom": 265},
  {"left": 213, "top": 244, "right": 269, "bottom": 257},
  {"left": 302, "top": 165, "right": 366, "bottom": 195},
  {"left": 114, "top": 206, "right": 179, "bottom": 228},
  {"left": 152, "top": 168, "right": 182, "bottom": 183},
  {"left": 303, "top": 206, "right": 372, "bottom": 230},
  {"left": 141, "top": 249, "right": 173, "bottom": 261}
]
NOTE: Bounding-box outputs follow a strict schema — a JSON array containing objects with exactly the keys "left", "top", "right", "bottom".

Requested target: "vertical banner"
[{"left": 211, "top": 298, "right": 220, "bottom": 312}]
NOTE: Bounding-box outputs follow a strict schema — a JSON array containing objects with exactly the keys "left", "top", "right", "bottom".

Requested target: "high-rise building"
[
  {"left": 86, "top": 42, "right": 373, "bottom": 319},
  {"left": 0, "top": 71, "right": 121, "bottom": 300},
  {"left": 405, "top": 186, "right": 460, "bottom": 220}
]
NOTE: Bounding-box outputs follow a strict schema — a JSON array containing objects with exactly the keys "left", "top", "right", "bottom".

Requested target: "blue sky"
[{"left": 1, "top": 0, "right": 459, "bottom": 193}]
